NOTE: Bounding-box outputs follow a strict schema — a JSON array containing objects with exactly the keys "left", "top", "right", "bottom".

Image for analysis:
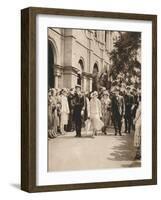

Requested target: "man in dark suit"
[
  {"left": 124, "top": 86, "right": 134, "bottom": 134},
  {"left": 111, "top": 87, "right": 124, "bottom": 136},
  {"left": 73, "top": 85, "right": 85, "bottom": 137},
  {"left": 67, "top": 88, "right": 75, "bottom": 132}
]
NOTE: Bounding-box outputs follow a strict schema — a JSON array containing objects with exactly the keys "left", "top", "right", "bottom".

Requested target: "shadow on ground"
[
  {"left": 107, "top": 133, "right": 141, "bottom": 167},
  {"left": 121, "top": 161, "right": 141, "bottom": 168}
]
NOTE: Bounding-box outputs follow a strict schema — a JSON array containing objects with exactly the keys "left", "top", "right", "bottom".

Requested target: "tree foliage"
[{"left": 110, "top": 32, "right": 141, "bottom": 80}]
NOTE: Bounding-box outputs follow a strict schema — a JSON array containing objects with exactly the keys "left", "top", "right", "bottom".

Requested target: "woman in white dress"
[
  {"left": 133, "top": 96, "right": 141, "bottom": 160},
  {"left": 60, "top": 88, "right": 70, "bottom": 134},
  {"left": 89, "top": 91, "right": 104, "bottom": 137},
  {"left": 48, "top": 88, "right": 58, "bottom": 138}
]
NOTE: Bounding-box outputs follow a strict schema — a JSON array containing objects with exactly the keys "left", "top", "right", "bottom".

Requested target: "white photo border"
[{"left": 36, "top": 14, "right": 152, "bottom": 186}]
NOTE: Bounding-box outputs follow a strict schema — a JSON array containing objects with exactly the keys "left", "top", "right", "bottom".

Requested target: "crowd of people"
[{"left": 48, "top": 76, "right": 141, "bottom": 160}]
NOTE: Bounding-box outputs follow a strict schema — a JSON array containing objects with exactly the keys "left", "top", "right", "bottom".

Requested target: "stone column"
[
  {"left": 89, "top": 77, "right": 93, "bottom": 92},
  {"left": 54, "top": 75, "right": 59, "bottom": 88},
  {"left": 82, "top": 76, "right": 87, "bottom": 91},
  {"left": 54, "top": 65, "right": 62, "bottom": 89}
]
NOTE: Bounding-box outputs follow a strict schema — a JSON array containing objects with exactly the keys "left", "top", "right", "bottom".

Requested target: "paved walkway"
[{"left": 48, "top": 129, "right": 141, "bottom": 172}]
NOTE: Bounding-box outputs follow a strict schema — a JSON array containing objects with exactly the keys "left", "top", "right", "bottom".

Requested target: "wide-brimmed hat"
[
  {"left": 93, "top": 91, "right": 98, "bottom": 97},
  {"left": 101, "top": 87, "right": 106, "bottom": 91},
  {"left": 75, "top": 84, "right": 81, "bottom": 89},
  {"left": 61, "top": 88, "right": 68, "bottom": 94},
  {"left": 90, "top": 92, "right": 94, "bottom": 98}
]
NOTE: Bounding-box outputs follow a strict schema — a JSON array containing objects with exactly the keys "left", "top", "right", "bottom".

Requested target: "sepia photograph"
[
  {"left": 47, "top": 28, "right": 141, "bottom": 172},
  {"left": 21, "top": 7, "right": 157, "bottom": 192}
]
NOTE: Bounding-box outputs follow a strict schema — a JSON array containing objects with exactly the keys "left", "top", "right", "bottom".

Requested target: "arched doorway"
[
  {"left": 92, "top": 63, "right": 99, "bottom": 91},
  {"left": 48, "top": 40, "right": 55, "bottom": 89},
  {"left": 77, "top": 59, "right": 84, "bottom": 86},
  {"left": 99, "top": 65, "right": 110, "bottom": 89}
]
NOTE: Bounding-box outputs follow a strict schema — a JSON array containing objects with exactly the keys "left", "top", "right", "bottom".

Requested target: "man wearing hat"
[
  {"left": 111, "top": 87, "right": 124, "bottom": 136},
  {"left": 67, "top": 88, "right": 75, "bottom": 132},
  {"left": 73, "top": 85, "right": 85, "bottom": 137},
  {"left": 98, "top": 87, "right": 106, "bottom": 99}
]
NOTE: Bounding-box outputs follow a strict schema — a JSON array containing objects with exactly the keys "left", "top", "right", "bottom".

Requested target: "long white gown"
[
  {"left": 60, "top": 95, "right": 70, "bottom": 126},
  {"left": 134, "top": 103, "right": 141, "bottom": 147},
  {"left": 89, "top": 98, "right": 104, "bottom": 131}
]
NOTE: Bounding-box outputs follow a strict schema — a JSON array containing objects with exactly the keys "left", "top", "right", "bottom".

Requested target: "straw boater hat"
[{"left": 75, "top": 84, "right": 81, "bottom": 89}]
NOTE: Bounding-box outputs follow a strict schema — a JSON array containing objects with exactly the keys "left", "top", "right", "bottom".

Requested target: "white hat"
[{"left": 93, "top": 91, "right": 98, "bottom": 97}]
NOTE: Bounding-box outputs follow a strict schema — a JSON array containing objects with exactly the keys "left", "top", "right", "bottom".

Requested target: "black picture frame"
[{"left": 21, "top": 7, "right": 157, "bottom": 192}]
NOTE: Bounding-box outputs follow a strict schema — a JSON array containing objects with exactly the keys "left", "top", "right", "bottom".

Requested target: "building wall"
[{"left": 48, "top": 28, "right": 114, "bottom": 91}]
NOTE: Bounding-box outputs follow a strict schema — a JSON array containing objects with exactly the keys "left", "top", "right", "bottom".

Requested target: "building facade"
[{"left": 48, "top": 28, "right": 115, "bottom": 91}]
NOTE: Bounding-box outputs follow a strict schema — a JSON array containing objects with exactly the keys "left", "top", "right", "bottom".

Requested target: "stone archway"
[
  {"left": 48, "top": 40, "right": 55, "bottom": 89},
  {"left": 92, "top": 62, "right": 99, "bottom": 91},
  {"left": 48, "top": 39, "right": 60, "bottom": 89},
  {"left": 77, "top": 59, "right": 84, "bottom": 86}
]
